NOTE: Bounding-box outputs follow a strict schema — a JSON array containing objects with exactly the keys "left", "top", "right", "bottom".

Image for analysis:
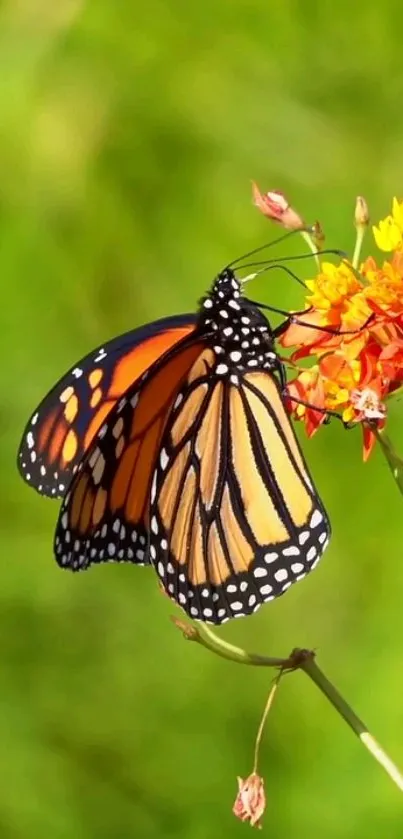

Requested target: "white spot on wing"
[
  {"left": 310, "top": 510, "right": 324, "bottom": 528},
  {"left": 291, "top": 562, "right": 304, "bottom": 574},
  {"left": 283, "top": 546, "right": 300, "bottom": 557},
  {"left": 307, "top": 546, "right": 317, "bottom": 563},
  {"left": 264, "top": 552, "right": 278, "bottom": 563}
]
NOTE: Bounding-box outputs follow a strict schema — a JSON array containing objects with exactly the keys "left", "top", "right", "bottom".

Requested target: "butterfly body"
[
  {"left": 18, "top": 267, "right": 330, "bottom": 624},
  {"left": 198, "top": 268, "right": 280, "bottom": 376}
]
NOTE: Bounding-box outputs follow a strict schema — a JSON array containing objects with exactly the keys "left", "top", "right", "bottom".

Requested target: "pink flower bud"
[
  {"left": 232, "top": 773, "right": 266, "bottom": 828},
  {"left": 252, "top": 183, "right": 305, "bottom": 231}
]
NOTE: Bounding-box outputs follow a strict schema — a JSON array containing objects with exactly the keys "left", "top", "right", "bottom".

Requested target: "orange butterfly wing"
[
  {"left": 54, "top": 334, "right": 205, "bottom": 568},
  {"left": 17, "top": 315, "right": 196, "bottom": 498},
  {"left": 148, "top": 359, "right": 330, "bottom": 624}
]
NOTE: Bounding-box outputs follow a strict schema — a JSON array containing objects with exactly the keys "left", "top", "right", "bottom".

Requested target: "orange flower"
[
  {"left": 233, "top": 773, "right": 266, "bottom": 828},
  {"left": 253, "top": 193, "right": 403, "bottom": 460}
]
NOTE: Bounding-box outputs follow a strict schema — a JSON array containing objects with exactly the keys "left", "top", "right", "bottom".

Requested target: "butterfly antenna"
[
  {"left": 241, "top": 264, "right": 306, "bottom": 288},
  {"left": 227, "top": 228, "right": 303, "bottom": 268},
  {"left": 239, "top": 248, "right": 346, "bottom": 271},
  {"left": 239, "top": 248, "right": 347, "bottom": 287}
]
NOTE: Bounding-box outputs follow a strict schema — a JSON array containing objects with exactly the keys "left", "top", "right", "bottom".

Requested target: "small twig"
[{"left": 172, "top": 617, "right": 403, "bottom": 793}]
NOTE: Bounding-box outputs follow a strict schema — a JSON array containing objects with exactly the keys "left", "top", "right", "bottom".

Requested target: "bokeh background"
[{"left": 2, "top": 0, "right": 403, "bottom": 836}]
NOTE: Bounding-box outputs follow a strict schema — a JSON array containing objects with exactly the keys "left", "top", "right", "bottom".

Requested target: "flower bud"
[
  {"left": 232, "top": 773, "right": 266, "bottom": 828},
  {"left": 252, "top": 183, "right": 305, "bottom": 231},
  {"left": 311, "top": 220, "right": 325, "bottom": 251},
  {"left": 355, "top": 196, "right": 369, "bottom": 227}
]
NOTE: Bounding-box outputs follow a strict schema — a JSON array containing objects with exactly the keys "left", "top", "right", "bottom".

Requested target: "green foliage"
[{"left": 2, "top": 0, "right": 403, "bottom": 836}]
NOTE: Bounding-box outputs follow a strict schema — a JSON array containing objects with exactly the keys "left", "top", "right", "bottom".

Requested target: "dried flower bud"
[
  {"left": 233, "top": 773, "right": 266, "bottom": 828},
  {"left": 252, "top": 183, "right": 305, "bottom": 231},
  {"left": 355, "top": 196, "right": 369, "bottom": 227},
  {"left": 311, "top": 220, "right": 325, "bottom": 251}
]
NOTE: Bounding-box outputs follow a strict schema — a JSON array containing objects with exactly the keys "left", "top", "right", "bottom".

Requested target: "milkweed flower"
[
  {"left": 233, "top": 773, "right": 266, "bottom": 828},
  {"left": 254, "top": 190, "right": 403, "bottom": 463}
]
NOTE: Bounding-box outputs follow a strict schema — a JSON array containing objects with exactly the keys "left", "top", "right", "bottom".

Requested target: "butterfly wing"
[
  {"left": 148, "top": 357, "right": 331, "bottom": 624},
  {"left": 18, "top": 315, "right": 197, "bottom": 498},
  {"left": 53, "top": 334, "right": 206, "bottom": 568}
]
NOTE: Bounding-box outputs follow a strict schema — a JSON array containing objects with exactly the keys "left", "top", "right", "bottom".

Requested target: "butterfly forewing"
[
  {"left": 54, "top": 335, "right": 205, "bottom": 571},
  {"left": 18, "top": 315, "right": 196, "bottom": 498}
]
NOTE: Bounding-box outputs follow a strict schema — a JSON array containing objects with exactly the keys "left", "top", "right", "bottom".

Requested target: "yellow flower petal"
[
  {"left": 373, "top": 217, "right": 402, "bottom": 252},
  {"left": 342, "top": 406, "right": 355, "bottom": 423},
  {"left": 392, "top": 197, "right": 403, "bottom": 230}
]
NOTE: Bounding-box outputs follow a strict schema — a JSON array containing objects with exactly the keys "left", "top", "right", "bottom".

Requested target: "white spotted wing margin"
[
  {"left": 53, "top": 331, "right": 205, "bottom": 573},
  {"left": 148, "top": 365, "right": 331, "bottom": 626}
]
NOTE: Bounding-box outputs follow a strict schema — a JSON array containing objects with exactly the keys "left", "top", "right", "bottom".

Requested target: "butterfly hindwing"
[
  {"left": 18, "top": 315, "right": 196, "bottom": 498},
  {"left": 148, "top": 359, "right": 330, "bottom": 625}
]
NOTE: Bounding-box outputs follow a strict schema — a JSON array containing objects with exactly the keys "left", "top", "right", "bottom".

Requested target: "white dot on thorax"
[{"left": 216, "top": 363, "right": 229, "bottom": 375}]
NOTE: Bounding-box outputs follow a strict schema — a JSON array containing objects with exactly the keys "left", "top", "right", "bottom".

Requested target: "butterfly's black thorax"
[{"left": 199, "top": 267, "right": 281, "bottom": 379}]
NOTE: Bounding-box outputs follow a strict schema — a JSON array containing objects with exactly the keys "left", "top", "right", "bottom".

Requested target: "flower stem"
[
  {"left": 172, "top": 617, "right": 403, "bottom": 794},
  {"left": 171, "top": 618, "right": 285, "bottom": 667},
  {"left": 300, "top": 228, "right": 321, "bottom": 268},
  {"left": 352, "top": 225, "right": 366, "bottom": 270},
  {"left": 253, "top": 675, "right": 282, "bottom": 773},
  {"left": 375, "top": 427, "right": 403, "bottom": 495},
  {"left": 301, "top": 655, "right": 403, "bottom": 791}
]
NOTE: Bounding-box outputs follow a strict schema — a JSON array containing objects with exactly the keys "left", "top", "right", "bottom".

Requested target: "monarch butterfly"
[{"left": 17, "top": 261, "right": 330, "bottom": 624}]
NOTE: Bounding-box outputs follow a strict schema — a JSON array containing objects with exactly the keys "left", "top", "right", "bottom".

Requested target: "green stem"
[
  {"left": 173, "top": 618, "right": 403, "bottom": 793},
  {"left": 375, "top": 427, "right": 403, "bottom": 495},
  {"left": 352, "top": 225, "right": 366, "bottom": 269},
  {"left": 301, "top": 656, "right": 403, "bottom": 791},
  {"left": 192, "top": 622, "right": 285, "bottom": 668},
  {"left": 300, "top": 229, "right": 320, "bottom": 268}
]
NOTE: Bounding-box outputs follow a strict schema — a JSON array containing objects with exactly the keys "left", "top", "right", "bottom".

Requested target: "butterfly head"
[{"left": 198, "top": 267, "right": 279, "bottom": 373}]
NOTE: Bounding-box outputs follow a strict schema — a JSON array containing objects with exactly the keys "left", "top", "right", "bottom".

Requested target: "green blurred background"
[{"left": 2, "top": 0, "right": 403, "bottom": 836}]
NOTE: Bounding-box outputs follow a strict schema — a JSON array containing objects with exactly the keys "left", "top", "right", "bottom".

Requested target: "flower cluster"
[{"left": 253, "top": 187, "right": 403, "bottom": 460}]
